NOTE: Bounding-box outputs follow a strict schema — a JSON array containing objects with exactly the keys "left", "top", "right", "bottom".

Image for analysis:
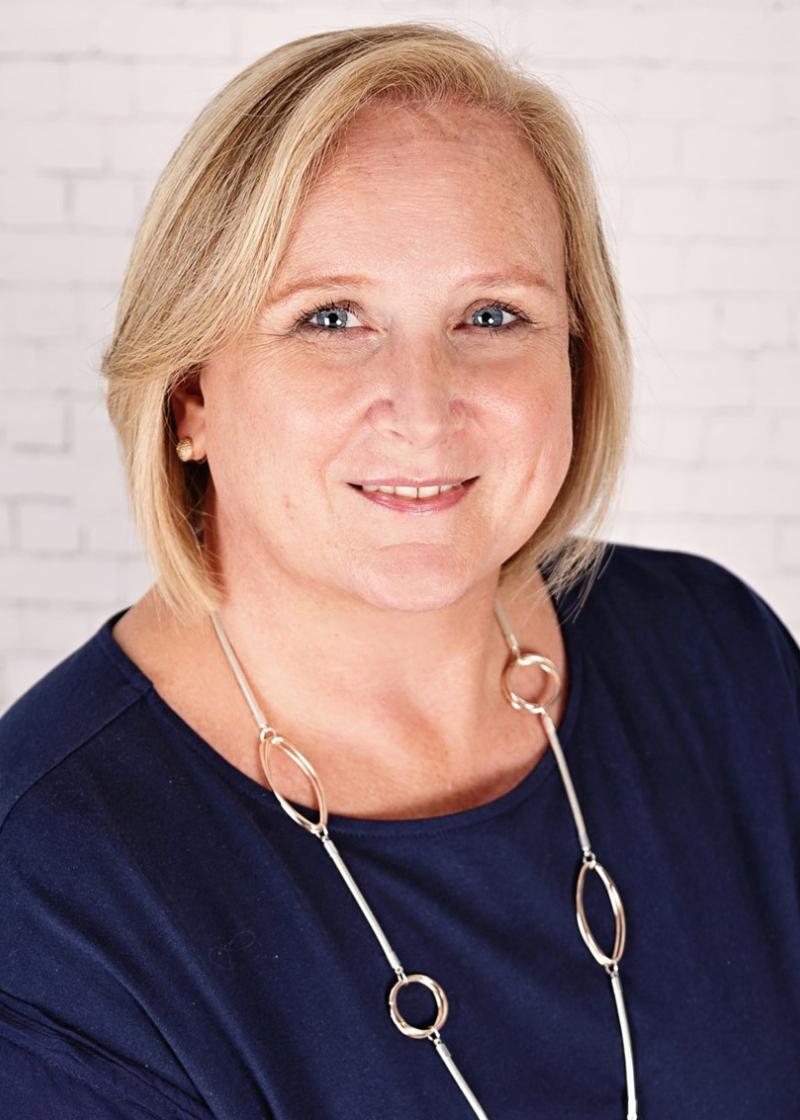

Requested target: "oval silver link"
[
  {"left": 388, "top": 972, "right": 449, "bottom": 1040},
  {"left": 575, "top": 856, "right": 627, "bottom": 967},
  {"left": 258, "top": 726, "right": 328, "bottom": 835}
]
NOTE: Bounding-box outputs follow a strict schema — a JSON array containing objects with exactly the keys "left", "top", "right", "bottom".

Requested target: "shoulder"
[
  {"left": 0, "top": 609, "right": 150, "bottom": 834},
  {"left": 579, "top": 539, "right": 799, "bottom": 712},
  {"left": 585, "top": 538, "right": 793, "bottom": 631},
  {"left": 582, "top": 538, "right": 775, "bottom": 609}
]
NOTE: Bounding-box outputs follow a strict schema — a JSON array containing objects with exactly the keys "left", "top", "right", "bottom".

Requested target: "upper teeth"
[{"left": 362, "top": 483, "right": 462, "bottom": 497}]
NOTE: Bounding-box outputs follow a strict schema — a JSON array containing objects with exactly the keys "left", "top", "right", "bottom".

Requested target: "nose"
[{"left": 368, "top": 336, "right": 466, "bottom": 448}]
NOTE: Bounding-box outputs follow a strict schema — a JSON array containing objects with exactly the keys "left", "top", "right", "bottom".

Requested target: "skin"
[{"left": 113, "top": 99, "right": 575, "bottom": 820}]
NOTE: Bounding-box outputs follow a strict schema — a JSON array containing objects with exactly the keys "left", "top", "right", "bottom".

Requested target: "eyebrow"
[{"left": 264, "top": 268, "right": 558, "bottom": 304}]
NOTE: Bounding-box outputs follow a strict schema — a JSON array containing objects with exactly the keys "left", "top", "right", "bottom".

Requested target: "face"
[{"left": 176, "top": 100, "right": 573, "bottom": 614}]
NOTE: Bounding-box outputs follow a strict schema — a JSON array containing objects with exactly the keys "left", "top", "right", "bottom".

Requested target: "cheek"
[
  {"left": 513, "top": 377, "right": 571, "bottom": 443},
  {"left": 503, "top": 373, "right": 572, "bottom": 487}
]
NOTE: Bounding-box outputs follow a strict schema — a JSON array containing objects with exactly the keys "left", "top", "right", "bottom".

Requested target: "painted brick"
[
  {"left": 18, "top": 500, "right": 81, "bottom": 551},
  {"left": 1, "top": 0, "right": 798, "bottom": 705}
]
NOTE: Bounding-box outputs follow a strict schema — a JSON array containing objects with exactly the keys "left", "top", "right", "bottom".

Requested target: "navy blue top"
[{"left": 1, "top": 541, "right": 799, "bottom": 1119}]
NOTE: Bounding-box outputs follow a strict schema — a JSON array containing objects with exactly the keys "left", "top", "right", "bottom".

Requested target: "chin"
[{"left": 346, "top": 551, "right": 482, "bottom": 613}]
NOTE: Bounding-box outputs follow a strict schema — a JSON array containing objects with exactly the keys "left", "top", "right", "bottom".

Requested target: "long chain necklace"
[{"left": 208, "top": 598, "right": 639, "bottom": 1118}]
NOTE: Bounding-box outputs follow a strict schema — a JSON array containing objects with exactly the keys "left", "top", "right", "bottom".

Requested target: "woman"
[{"left": 1, "top": 22, "right": 798, "bottom": 1120}]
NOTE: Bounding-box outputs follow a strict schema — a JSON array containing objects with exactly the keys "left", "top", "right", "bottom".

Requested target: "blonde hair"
[{"left": 101, "top": 21, "right": 632, "bottom": 629}]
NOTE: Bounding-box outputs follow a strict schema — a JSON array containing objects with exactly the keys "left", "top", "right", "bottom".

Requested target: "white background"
[{"left": 1, "top": 0, "right": 798, "bottom": 711}]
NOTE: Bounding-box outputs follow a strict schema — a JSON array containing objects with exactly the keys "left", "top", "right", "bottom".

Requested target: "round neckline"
[{"left": 96, "top": 572, "right": 585, "bottom": 839}]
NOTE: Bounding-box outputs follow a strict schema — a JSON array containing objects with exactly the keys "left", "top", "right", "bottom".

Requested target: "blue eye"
[
  {"left": 470, "top": 305, "right": 522, "bottom": 329},
  {"left": 290, "top": 299, "right": 533, "bottom": 336},
  {"left": 295, "top": 299, "right": 364, "bottom": 331}
]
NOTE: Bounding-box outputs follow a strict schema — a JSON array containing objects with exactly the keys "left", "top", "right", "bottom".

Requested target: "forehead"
[
  {"left": 277, "top": 101, "right": 565, "bottom": 285},
  {"left": 323, "top": 100, "right": 555, "bottom": 201}
]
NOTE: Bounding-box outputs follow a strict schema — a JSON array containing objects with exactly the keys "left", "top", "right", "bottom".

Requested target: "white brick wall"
[{"left": 1, "top": 0, "right": 798, "bottom": 710}]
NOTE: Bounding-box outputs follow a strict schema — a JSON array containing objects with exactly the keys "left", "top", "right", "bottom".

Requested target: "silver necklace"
[{"left": 208, "top": 598, "right": 639, "bottom": 1119}]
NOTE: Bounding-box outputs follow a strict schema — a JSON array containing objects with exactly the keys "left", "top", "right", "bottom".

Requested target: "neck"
[
  {"left": 207, "top": 579, "right": 519, "bottom": 769},
  {"left": 158, "top": 531, "right": 552, "bottom": 779}
]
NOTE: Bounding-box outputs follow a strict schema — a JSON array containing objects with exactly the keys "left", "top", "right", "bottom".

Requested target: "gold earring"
[{"left": 176, "top": 436, "right": 207, "bottom": 464}]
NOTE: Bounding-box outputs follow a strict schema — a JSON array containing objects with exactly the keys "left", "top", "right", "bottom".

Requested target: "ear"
[{"left": 170, "top": 365, "right": 207, "bottom": 460}]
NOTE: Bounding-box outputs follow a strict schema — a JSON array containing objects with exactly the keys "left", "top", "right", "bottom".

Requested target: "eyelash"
[{"left": 290, "top": 298, "right": 534, "bottom": 337}]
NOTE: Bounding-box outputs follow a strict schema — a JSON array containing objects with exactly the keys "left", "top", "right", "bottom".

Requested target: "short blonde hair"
[{"left": 101, "top": 21, "right": 632, "bottom": 629}]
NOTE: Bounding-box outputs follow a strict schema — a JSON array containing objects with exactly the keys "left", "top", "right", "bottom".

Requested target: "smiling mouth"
[
  {"left": 347, "top": 476, "right": 479, "bottom": 511},
  {"left": 348, "top": 476, "right": 479, "bottom": 496}
]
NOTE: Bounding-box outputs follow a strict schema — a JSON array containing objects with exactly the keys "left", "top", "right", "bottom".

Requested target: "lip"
[
  {"left": 348, "top": 476, "right": 478, "bottom": 514},
  {"left": 351, "top": 476, "right": 477, "bottom": 487}
]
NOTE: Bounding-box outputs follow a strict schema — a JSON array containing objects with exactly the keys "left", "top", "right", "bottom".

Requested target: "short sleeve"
[{"left": 0, "top": 989, "right": 213, "bottom": 1120}]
